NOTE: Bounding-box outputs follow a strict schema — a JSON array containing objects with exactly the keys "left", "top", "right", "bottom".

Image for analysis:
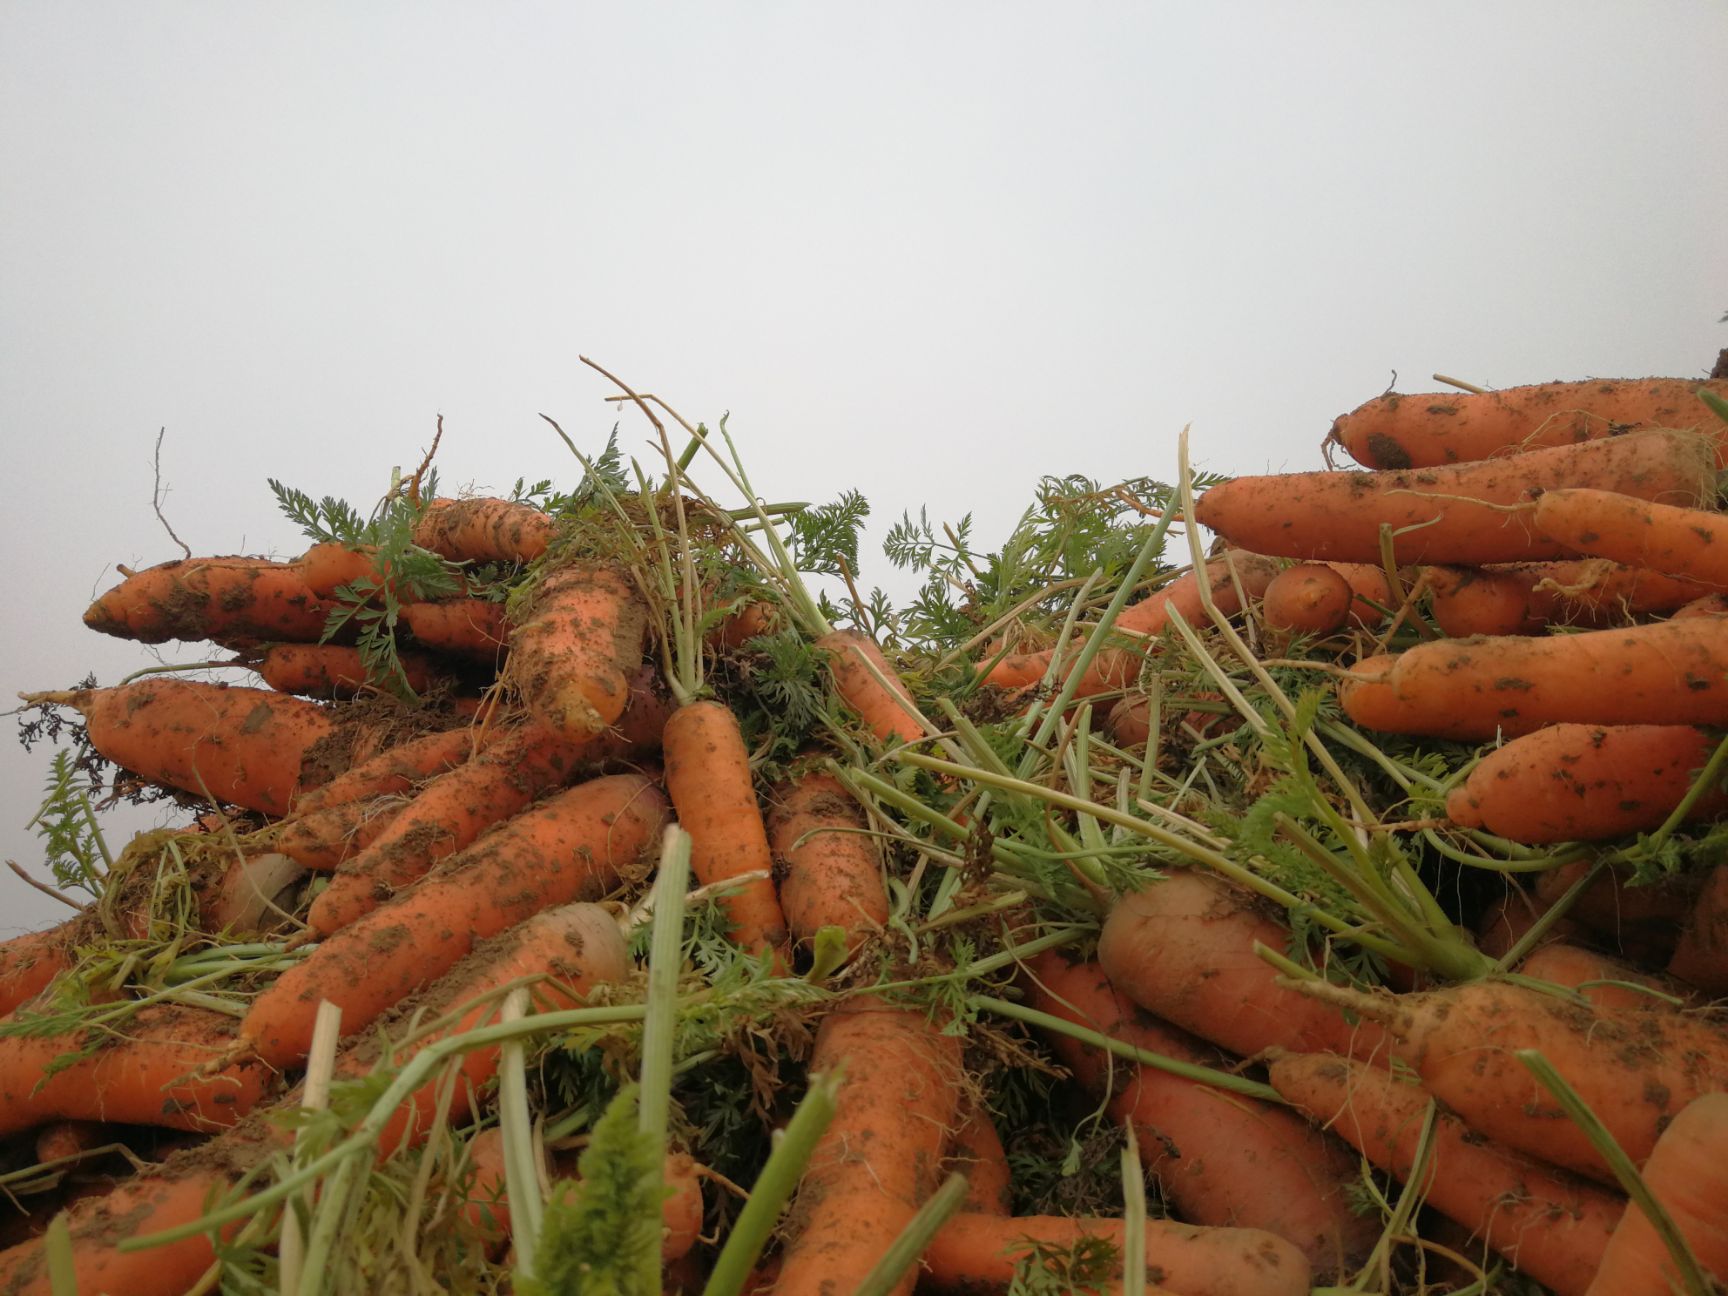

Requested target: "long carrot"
[
  {"left": 1096, "top": 870, "right": 1389, "bottom": 1062},
  {"left": 1584, "top": 1092, "right": 1728, "bottom": 1295},
  {"left": 817, "top": 628, "right": 928, "bottom": 745},
  {"left": 412, "top": 496, "right": 560, "bottom": 565},
  {"left": 1532, "top": 486, "right": 1728, "bottom": 589},
  {"left": 1267, "top": 1050, "right": 1623, "bottom": 1296},
  {"left": 1445, "top": 723, "right": 1728, "bottom": 843},
  {"left": 255, "top": 642, "right": 446, "bottom": 699},
  {"left": 1195, "top": 428, "right": 1716, "bottom": 566},
  {"left": 1340, "top": 617, "right": 1728, "bottom": 740},
  {"left": 1424, "top": 559, "right": 1721, "bottom": 637},
  {"left": 920, "top": 1212, "right": 1310, "bottom": 1296},
  {"left": 1518, "top": 942, "right": 1699, "bottom": 1014},
  {"left": 772, "top": 1002, "right": 962, "bottom": 1296},
  {"left": 243, "top": 773, "right": 664, "bottom": 1070},
  {"left": 1328, "top": 378, "right": 1728, "bottom": 471},
  {"left": 1023, "top": 950, "right": 1378, "bottom": 1277},
  {"left": 766, "top": 765, "right": 890, "bottom": 955},
  {"left": 82, "top": 555, "right": 336, "bottom": 647},
  {"left": 508, "top": 562, "right": 648, "bottom": 741},
  {"left": 401, "top": 598, "right": 510, "bottom": 660}
]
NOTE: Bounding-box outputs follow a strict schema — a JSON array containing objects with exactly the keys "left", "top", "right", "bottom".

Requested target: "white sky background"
[{"left": 2, "top": 3, "right": 1725, "bottom": 938}]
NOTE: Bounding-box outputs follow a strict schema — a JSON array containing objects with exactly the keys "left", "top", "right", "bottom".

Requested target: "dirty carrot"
[
  {"left": 256, "top": 642, "right": 445, "bottom": 699},
  {"left": 1328, "top": 377, "right": 1728, "bottom": 470},
  {"left": 1532, "top": 486, "right": 1728, "bottom": 589},
  {"left": 508, "top": 563, "right": 649, "bottom": 741},
  {"left": 82, "top": 555, "right": 336, "bottom": 646},
  {"left": 1195, "top": 427, "right": 1716, "bottom": 566},
  {"left": 1669, "top": 863, "right": 1728, "bottom": 995},
  {"left": 1260, "top": 563, "right": 1354, "bottom": 638},
  {"left": 401, "top": 598, "right": 511, "bottom": 660},
  {"left": 766, "top": 765, "right": 890, "bottom": 955},
  {"left": 411, "top": 496, "right": 561, "bottom": 565},
  {"left": 0, "top": 923, "right": 77, "bottom": 1018},
  {"left": 944, "top": 1100, "right": 1013, "bottom": 1215},
  {"left": 1518, "top": 942, "right": 1698, "bottom": 1014},
  {"left": 817, "top": 628, "right": 928, "bottom": 746}
]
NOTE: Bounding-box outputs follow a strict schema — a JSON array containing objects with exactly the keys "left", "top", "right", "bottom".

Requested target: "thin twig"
[
  {"left": 6, "top": 859, "right": 83, "bottom": 911},
  {"left": 1432, "top": 373, "right": 1490, "bottom": 395},
  {"left": 151, "top": 428, "right": 192, "bottom": 560}
]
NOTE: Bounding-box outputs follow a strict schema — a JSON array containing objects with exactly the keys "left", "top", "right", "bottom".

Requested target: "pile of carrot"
[{"left": 3, "top": 368, "right": 1725, "bottom": 1296}]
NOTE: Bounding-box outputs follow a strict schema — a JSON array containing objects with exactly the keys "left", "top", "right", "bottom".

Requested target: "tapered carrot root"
[
  {"left": 401, "top": 598, "right": 510, "bottom": 660},
  {"left": 1096, "top": 870, "right": 1389, "bottom": 1062},
  {"left": 1267, "top": 1050, "right": 1623, "bottom": 1296},
  {"left": 1669, "top": 863, "right": 1728, "bottom": 994},
  {"left": 817, "top": 628, "right": 927, "bottom": 745},
  {"left": 1196, "top": 428, "right": 1716, "bottom": 566},
  {"left": 766, "top": 767, "right": 889, "bottom": 954},
  {"left": 921, "top": 1212, "right": 1310, "bottom": 1296},
  {"left": 1299, "top": 977, "right": 1728, "bottom": 1184},
  {"left": 1585, "top": 1092, "right": 1728, "bottom": 1295},
  {"left": 256, "top": 642, "right": 445, "bottom": 699},
  {"left": 244, "top": 773, "right": 666, "bottom": 1070},
  {"left": 1329, "top": 378, "right": 1728, "bottom": 470},
  {"left": 22, "top": 680, "right": 340, "bottom": 817},
  {"left": 509, "top": 563, "right": 648, "bottom": 741},
  {"left": 1445, "top": 723, "right": 1728, "bottom": 843},
  {"left": 773, "top": 1003, "right": 961, "bottom": 1296},
  {"left": 82, "top": 555, "right": 336, "bottom": 646},
  {"left": 1340, "top": 618, "right": 1728, "bottom": 741},
  {"left": 1533, "top": 486, "right": 1728, "bottom": 589},
  {"left": 0, "top": 1003, "right": 271, "bottom": 1138},
  {"left": 983, "top": 552, "right": 1279, "bottom": 694},
  {"left": 412, "top": 496, "right": 561, "bottom": 565},
  {"left": 1023, "top": 951, "right": 1377, "bottom": 1277}
]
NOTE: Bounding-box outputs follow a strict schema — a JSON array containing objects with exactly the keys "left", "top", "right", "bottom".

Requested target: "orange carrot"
[
  {"left": 1585, "top": 1092, "right": 1728, "bottom": 1295},
  {"left": 1328, "top": 377, "right": 1728, "bottom": 471},
  {"left": 1024, "top": 951, "right": 1378, "bottom": 1276},
  {"left": 1096, "top": 870, "right": 1389, "bottom": 1062},
  {"left": 1674, "top": 592, "right": 1728, "bottom": 618},
  {"left": 1518, "top": 942, "right": 1699, "bottom": 1014},
  {"left": 412, "top": 496, "right": 560, "bottom": 565},
  {"left": 82, "top": 555, "right": 335, "bottom": 646},
  {"left": 1473, "top": 885, "right": 1586, "bottom": 960},
  {"left": 766, "top": 766, "right": 890, "bottom": 955},
  {"left": 921, "top": 1212, "right": 1309, "bottom": 1296},
  {"left": 945, "top": 1100, "right": 1014, "bottom": 1215},
  {"left": 0, "top": 923, "right": 77, "bottom": 1018},
  {"left": 244, "top": 773, "right": 666, "bottom": 1070},
  {"left": 1669, "top": 863, "right": 1728, "bottom": 995},
  {"left": 32, "top": 1119, "right": 106, "bottom": 1166},
  {"left": 22, "top": 680, "right": 339, "bottom": 817},
  {"left": 1327, "top": 561, "right": 1394, "bottom": 629},
  {"left": 255, "top": 642, "right": 445, "bottom": 699},
  {"left": 1533, "top": 486, "right": 1728, "bottom": 589},
  {"left": 773, "top": 1003, "right": 961, "bottom": 1296},
  {"left": 0, "top": 1003, "right": 271, "bottom": 1138},
  {"left": 508, "top": 563, "right": 648, "bottom": 741},
  {"left": 401, "top": 598, "right": 510, "bottom": 660},
  {"left": 1301, "top": 977, "right": 1728, "bottom": 1184},
  {"left": 663, "top": 699, "right": 790, "bottom": 962},
  {"left": 1422, "top": 559, "right": 1720, "bottom": 637},
  {"left": 1259, "top": 563, "right": 1353, "bottom": 638},
  {"left": 1340, "top": 617, "right": 1728, "bottom": 741},
  {"left": 1531, "top": 860, "right": 1697, "bottom": 967},
  {"left": 1267, "top": 1050, "right": 1623, "bottom": 1296},
  {"left": 1445, "top": 723, "right": 1728, "bottom": 843},
  {"left": 1196, "top": 428, "right": 1716, "bottom": 566},
  {"left": 817, "top": 628, "right": 927, "bottom": 745},
  {"left": 983, "top": 552, "right": 1280, "bottom": 694}
]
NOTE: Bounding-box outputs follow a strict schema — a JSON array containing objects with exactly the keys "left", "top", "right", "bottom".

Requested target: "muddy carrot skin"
[
  {"left": 412, "top": 496, "right": 560, "bottom": 564},
  {"left": 83, "top": 555, "right": 336, "bottom": 646},
  {"left": 509, "top": 563, "right": 649, "bottom": 742}
]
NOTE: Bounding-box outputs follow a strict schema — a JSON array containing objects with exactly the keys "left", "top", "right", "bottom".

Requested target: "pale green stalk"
[
  {"left": 44, "top": 1214, "right": 77, "bottom": 1296},
  {"left": 498, "top": 989, "right": 544, "bottom": 1284},
  {"left": 1120, "top": 1127, "right": 1146, "bottom": 1296}
]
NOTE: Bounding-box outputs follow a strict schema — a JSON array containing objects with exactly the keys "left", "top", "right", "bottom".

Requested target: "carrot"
[
  {"left": 412, "top": 496, "right": 560, "bottom": 565},
  {"left": 983, "top": 552, "right": 1280, "bottom": 694},
  {"left": 945, "top": 1100, "right": 1014, "bottom": 1215},
  {"left": 22, "top": 679, "right": 342, "bottom": 817},
  {"left": 1328, "top": 377, "right": 1728, "bottom": 471},
  {"left": 1299, "top": 976, "right": 1728, "bottom": 1184},
  {"left": 243, "top": 773, "right": 665, "bottom": 1070},
  {"left": 32, "top": 1119, "right": 106, "bottom": 1165},
  {"left": 1531, "top": 860, "right": 1698, "bottom": 967},
  {"left": 1445, "top": 723, "right": 1728, "bottom": 843},
  {"left": 766, "top": 766, "right": 890, "bottom": 955},
  {"left": 0, "top": 1003, "right": 271, "bottom": 1138},
  {"left": 1668, "top": 863, "right": 1728, "bottom": 994},
  {"left": 920, "top": 1212, "right": 1309, "bottom": 1296},
  {"left": 772, "top": 1003, "right": 961, "bottom": 1296},
  {"left": 1327, "top": 561, "right": 1394, "bottom": 629},
  {"left": 1585, "top": 1092, "right": 1728, "bottom": 1295},
  {"left": 1518, "top": 942, "right": 1699, "bottom": 1014},
  {"left": 1023, "top": 950, "right": 1378, "bottom": 1276},
  {"left": 705, "top": 596, "right": 779, "bottom": 652},
  {"left": 817, "top": 628, "right": 927, "bottom": 745},
  {"left": 508, "top": 563, "right": 648, "bottom": 741},
  {"left": 457, "top": 1125, "right": 512, "bottom": 1251},
  {"left": 1533, "top": 486, "right": 1728, "bottom": 589},
  {"left": 255, "top": 642, "right": 445, "bottom": 699},
  {"left": 1424, "top": 560, "right": 1720, "bottom": 637},
  {"left": 1339, "top": 617, "right": 1728, "bottom": 741},
  {"left": 1259, "top": 563, "right": 1353, "bottom": 638},
  {"left": 1473, "top": 885, "right": 1587, "bottom": 960},
  {"left": 82, "top": 555, "right": 335, "bottom": 646},
  {"left": 1195, "top": 427, "right": 1717, "bottom": 566},
  {"left": 401, "top": 597, "right": 510, "bottom": 660},
  {"left": 0, "top": 924, "right": 77, "bottom": 1019},
  {"left": 1673, "top": 591, "right": 1728, "bottom": 618},
  {"left": 663, "top": 700, "right": 790, "bottom": 962},
  {"left": 1266, "top": 1050, "right": 1623, "bottom": 1296},
  {"left": 1096, "top": 870, "right": 1389, "bottom": 1062}
]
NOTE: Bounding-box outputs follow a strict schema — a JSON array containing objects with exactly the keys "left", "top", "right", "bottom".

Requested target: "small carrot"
[
  {"left": 411, "top": 496, "right": 560, "bottom": 565},
  {"left": 772, "top": 1003, "right": 962, "bottom": 1296},
  {"left": 1340, "top": 617, "right": 1728, "bottom": 740},
  {"left": 244, "top": 773, "right": 666, "bottom": 1070},
  {"left": 1445, "top": 723, "right": 1728, "bottom": 843},
  {"left": 1328, "top": 377, "right": 1728, "bottom": 470},
  {"left": 255, "top": 642, "right": 445, "bottom": 699},
  {"left": 766, "top": 765, "right": 890, "bottom": 955},
  {"left": 1532, "top": 486, "right": 1728, "bottom": 589},
  {"left": 32, "top": 1119, "right": 106, "bottom": 1166},
  {"left": 82, "top": 555, "right": 335, "bottom": 646},
  {"left": 1259, "top": 563, "right": 1354, "bottom": 638},
  {"left": 401, "top": 598, "right": 510, "bottom": 660},
  {"left": 1668, "top": 862, "right": 1728, "bottom": 995},
  {"left": 1196, "top": 428, "right": 1716, "bottom": 566},
  {"left": 1585, "top": 1092, "right": 1728, "bottom": 1295},
  {"left": 508, "top": 563, "right": 648, "bottom": 741},
  {"left": 1267, "top": 1050, "right": 1623, "bottom": 1296},
  {"left": 1096, "top": 870, "right": 1389, "bottom": 1062},
  {"left": 817, "top": 628, "right": 927, "bottom": 746}
]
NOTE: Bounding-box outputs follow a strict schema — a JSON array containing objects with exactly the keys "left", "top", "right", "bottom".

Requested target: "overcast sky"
[{"left": 3, "top": 3, "right": 1725, "bottom": 938}]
